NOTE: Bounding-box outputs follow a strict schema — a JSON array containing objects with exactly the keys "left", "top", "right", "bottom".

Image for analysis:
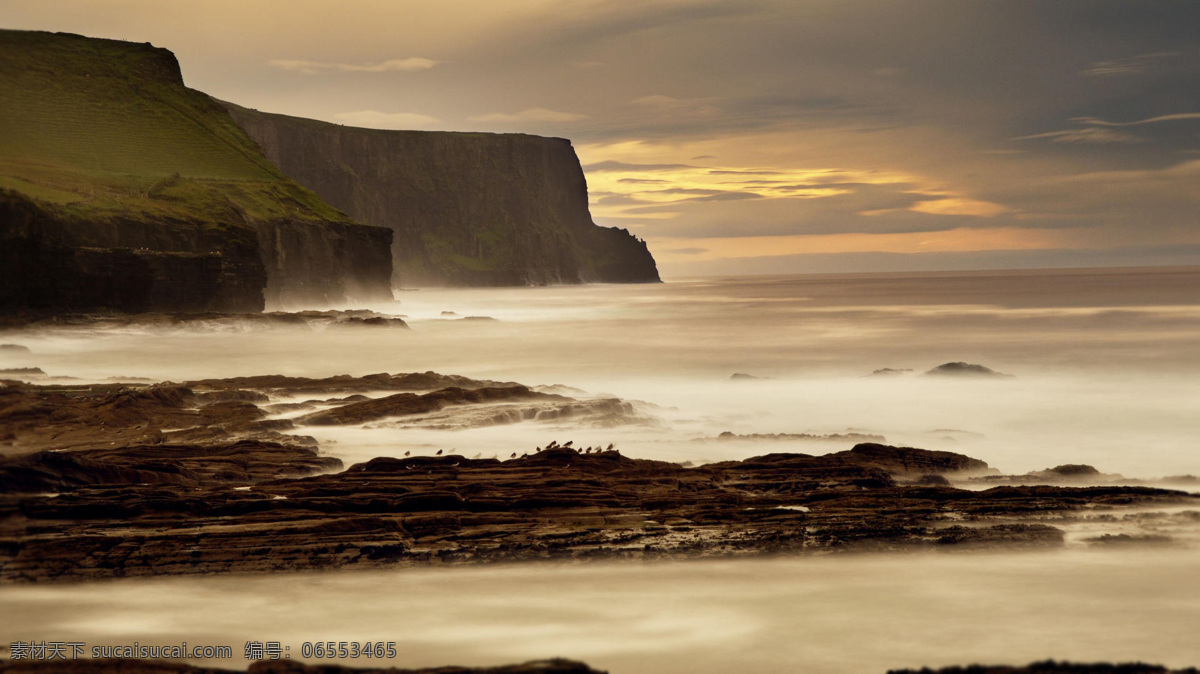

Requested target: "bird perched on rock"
[
  {"left": 510, "top": 452, "right": 517, "bottom": 458},
  {"left": 563, "top": 440, "right": 573, "bottom": 448},
  {"left": 607, "top": 443, "right": 614, "bottom": 451},
  {"left": 436, "top": 449, "right": 444, "bottom": 455},
  {"left": 404, "top": 451, "right": 411, "bottom": 457}
]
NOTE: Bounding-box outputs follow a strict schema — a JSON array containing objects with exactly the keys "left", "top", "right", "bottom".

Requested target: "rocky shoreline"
[{"left": 2, "top": 372, "right": 1196, "bottom": 583}]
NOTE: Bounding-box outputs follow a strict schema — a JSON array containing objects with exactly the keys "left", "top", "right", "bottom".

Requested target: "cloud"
[
  {"left": 583, "top": 161, "right": 698, "bottom": 172},
  {"left": 332, "top": 110, "right": 442, "bottom": 130},
  {"left": 1080, "top": 52, "right": 1178, "bottom": 76},
  {"left": 1015, "top": 127, "right": 1142, "bottom": 144},
  {"left": 706, "top": 169, "right": 784, "bottom": 176},
  {"left": 909, "top": 197, "right": 1010, "bottom": 218},
  {"left": 1068, "top": 113, "right": 1200, "bottom": 127},
  {"left": 269, "top": 57, "right": 437, "bottom": 75},
  {"left": 630, "top": 95, "right": 720, "bottom": 117},
  {"left": 647, "top": 227, "right": 1086, "bottom": 262},
  {"left": 1013, "top": 113, "right": 1200, "bottom": 147},
  {"left": 689, "top": 192, "right": 764, "bottom": 202},
  {"left": 469, "top": 108, "right": 586, "bottom": 123},
  {"left": 640, "top": 187, "right": 765, "bottom": 202},
  {"left": 658, "top": 245, "right": 1200, "bottom": 277}
]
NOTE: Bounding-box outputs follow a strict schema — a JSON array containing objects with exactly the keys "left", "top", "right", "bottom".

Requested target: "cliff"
[
  {"left": 0, "top": 30, "right": 393, "bottom": 314},
  {"left": 224, "top": 104, "right": 660, "bottom": 287}
]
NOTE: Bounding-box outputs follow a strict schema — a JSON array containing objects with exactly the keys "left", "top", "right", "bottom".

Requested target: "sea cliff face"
[
  {"left": 0, "top": 30, "right": 393, "bottom": 315},
  {"left": 224, "top": 104, "right": 660, "bottom": 287}
]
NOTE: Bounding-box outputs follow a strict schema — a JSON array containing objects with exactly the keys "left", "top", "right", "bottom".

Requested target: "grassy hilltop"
[
  {"left": 0, "top": 29, "right": 345, "bottom": 225},
  {"left": 0, "top": 30, "right": 392, "bottom": 313}
]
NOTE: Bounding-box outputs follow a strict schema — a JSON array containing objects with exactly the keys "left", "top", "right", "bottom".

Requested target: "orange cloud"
[
  {"left": 648, "top": 226, "right": 1091, "bottom": 263},
  {"left": 909, "top": 197, "right": 1010, "bottom": 217}
]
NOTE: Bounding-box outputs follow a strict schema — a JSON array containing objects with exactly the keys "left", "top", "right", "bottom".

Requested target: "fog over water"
[
  {"left": 3, "top": 550, "right": 1199, "bottom": 673},
  {"left": 5, "top": 267, "right": 1199, "bottom": 477},
  {"left": 3, "top": 267, "right": 1200, "bottom": 672}
]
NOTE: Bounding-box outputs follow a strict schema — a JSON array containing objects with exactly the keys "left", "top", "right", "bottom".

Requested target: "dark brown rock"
[
  {"left": 3, "top": 438, "right": 1192, "bottom": 582},
  {"left": 296, "top": 386, "right": 558, "bottom": 425},
  {"left": 2, "top": 374, "right": 1195, "bottom": 584},
  {"left": 925, "top": 362, "right": 1012, "bottom": 377}
]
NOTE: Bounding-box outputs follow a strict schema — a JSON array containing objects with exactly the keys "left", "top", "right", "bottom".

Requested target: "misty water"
[{"left": 2, "top": 266, "right": 1199, "bottom": 671}]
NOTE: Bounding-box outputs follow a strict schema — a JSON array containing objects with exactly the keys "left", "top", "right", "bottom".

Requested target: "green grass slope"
[
  {"left": 1, "top": 30, "right": 393, "bottom": 313},
  {"left": 0, "top": 29, "right": 347, "bottom": 227}
]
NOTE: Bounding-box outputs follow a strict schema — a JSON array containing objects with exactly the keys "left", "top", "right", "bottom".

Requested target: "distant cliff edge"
[
  {"left": 223, "top": 103, "right": 660, "bottom": 287},
  {"left": 0, "top": 30, "right": 393, "bottom": 315}
]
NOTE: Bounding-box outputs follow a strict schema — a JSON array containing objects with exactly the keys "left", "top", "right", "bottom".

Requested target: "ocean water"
[
  {"left": 3, "top": 549, "right": 1200, "bottom": 673},
  {"left": 5, "top": 266, "right": 1199, "bottom": 477},
  {"left": 2, "top": 266, "right": 1199, "bottom": 672}
]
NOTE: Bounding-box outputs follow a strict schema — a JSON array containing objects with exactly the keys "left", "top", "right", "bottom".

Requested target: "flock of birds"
[{"left": 399, "top": 440, "right": 617, "bottom": 460}]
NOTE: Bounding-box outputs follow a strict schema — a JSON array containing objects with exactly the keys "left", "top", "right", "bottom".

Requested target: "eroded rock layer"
[{"left": 1, "top": 373, "right": 1195, "bottom": 583}]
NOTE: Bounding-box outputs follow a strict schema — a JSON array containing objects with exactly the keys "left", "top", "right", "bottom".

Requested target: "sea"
[{"left": 1, "top": 266, "right": 1198, "bottom": 672}]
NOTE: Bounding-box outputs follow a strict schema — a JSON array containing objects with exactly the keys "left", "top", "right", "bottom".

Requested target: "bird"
[
  {"left": 436, "top": 449, "right": 443, "bottom": 455},
  {"left": 563, "top": 440, "right": 573, "bottom": 448},
  {"left": 607, "top": 443, "right": 614, "bottom": 451},
  {"left": 404, "top": 450, "right": 411, "bottom": 457},
  {"left": 510, "top": 452, "right": 517, "bottom": 458}
]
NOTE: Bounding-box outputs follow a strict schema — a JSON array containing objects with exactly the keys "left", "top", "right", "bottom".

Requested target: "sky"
[{"left": 3, "top": 0, "right": 1198, "bottom": 276}]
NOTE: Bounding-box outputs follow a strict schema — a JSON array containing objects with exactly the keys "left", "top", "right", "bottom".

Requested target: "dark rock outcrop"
[
  {"left": 1, "top": 190, "right": 266, "bottom": 314},
  {"left": 729, "top": 373, "right": 768, "bottom": 380},
  {"left": 2, "top": 437, "right": 1190, "bottom": 582},
  {"left": 925, "top": 362, "right": 1012, "bottom": 378},
  {"left": 295, "top": 385, "right": 557, "bottom": 425},
  {"left": 223, "top": 103, "right": 660, "bottom": 287}
]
